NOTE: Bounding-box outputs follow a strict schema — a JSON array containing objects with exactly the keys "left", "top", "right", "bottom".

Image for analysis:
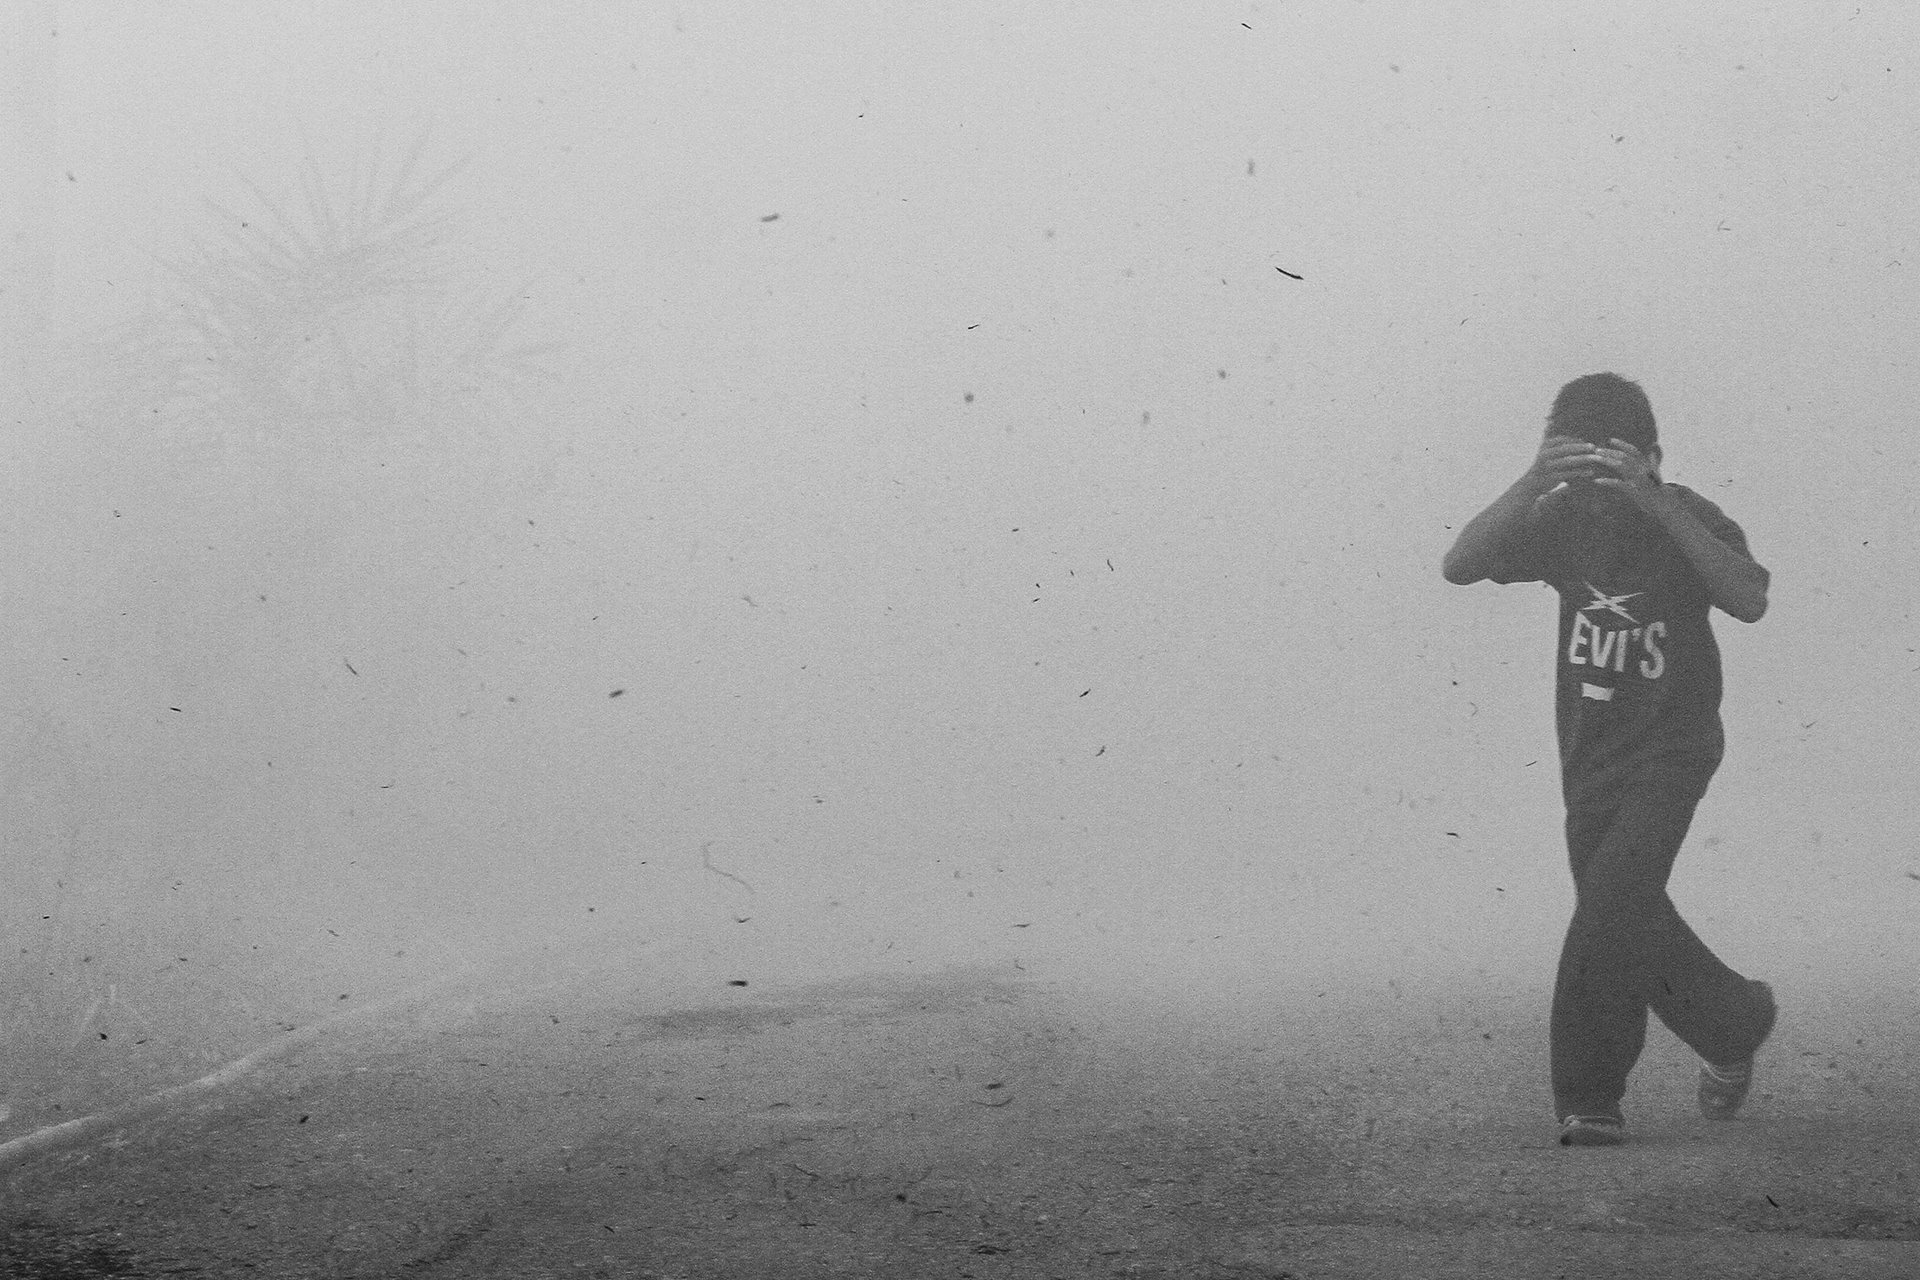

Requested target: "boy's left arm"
[{"left": 1596, "top": 438, "right": 1771, "bottom": 623}]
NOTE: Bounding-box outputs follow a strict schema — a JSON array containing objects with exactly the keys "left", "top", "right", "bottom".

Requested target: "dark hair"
[{"left": 1549, "top": 373, "right": 1657, "bottom": 453}]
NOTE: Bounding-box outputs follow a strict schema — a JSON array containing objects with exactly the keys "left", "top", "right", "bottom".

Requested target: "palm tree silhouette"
[{"left": 60, "top": 124, "right": 558, "bottom": 446}]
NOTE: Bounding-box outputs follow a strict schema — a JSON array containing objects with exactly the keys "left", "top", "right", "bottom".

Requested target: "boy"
[{"left": 1442, "top": 372, "right": 1777, "bottom": 1147}]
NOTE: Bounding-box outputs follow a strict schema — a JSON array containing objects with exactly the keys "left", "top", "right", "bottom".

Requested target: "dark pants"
[{"left": 1550, "top": 754, "right": 1773, "bottom": 1120}]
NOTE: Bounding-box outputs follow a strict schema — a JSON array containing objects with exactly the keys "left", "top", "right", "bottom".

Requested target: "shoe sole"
[{"left": 1559, "top": 1119, "right": 1626, "bottom": 1146}]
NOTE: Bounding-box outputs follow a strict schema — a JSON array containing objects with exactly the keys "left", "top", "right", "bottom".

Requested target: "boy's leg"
[
  {"left": 1550, "top": 758, "right": 1769, "bottom": 1122},
  {"left": 1646, "top": 920, "right": 1776, "bottom": 1069},
  {"left": 1549, "top": 894, "right": 1650, "bottom": 1123}
]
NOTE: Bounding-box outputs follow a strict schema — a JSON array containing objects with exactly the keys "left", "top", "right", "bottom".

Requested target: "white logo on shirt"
[
  {"left": 1568, "top": 614, "right": 1667, "bottom": 679},
  {"left": 1580, "top": 582, "right": 1644, "bottom": 625}
]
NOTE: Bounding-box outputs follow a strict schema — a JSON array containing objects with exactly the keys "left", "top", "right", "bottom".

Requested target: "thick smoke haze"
[{"left": 4, "top": 2, "right": 1916, "bottom": 1105}]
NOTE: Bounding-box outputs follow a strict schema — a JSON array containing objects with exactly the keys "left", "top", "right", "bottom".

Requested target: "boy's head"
[{"left": 1548, "top": 372, "right": 1658, "bottom": 455}]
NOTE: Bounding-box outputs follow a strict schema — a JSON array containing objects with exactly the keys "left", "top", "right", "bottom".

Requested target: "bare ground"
[{"left": 3, "top": 960, "right": 1917, "bottom": 1279}]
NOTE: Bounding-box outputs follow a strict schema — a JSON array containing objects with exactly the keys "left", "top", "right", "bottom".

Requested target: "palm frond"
[
  {"left": 227, "top": 171, "right": 311, "bottom": 255},
  {"left": 69, "top": 122, "right": 555, "bottom": 441}
]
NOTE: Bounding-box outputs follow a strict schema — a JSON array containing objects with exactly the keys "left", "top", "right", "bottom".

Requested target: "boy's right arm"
[{"left": 1442, "top": 436, "right": 1600, "bottom": 585}]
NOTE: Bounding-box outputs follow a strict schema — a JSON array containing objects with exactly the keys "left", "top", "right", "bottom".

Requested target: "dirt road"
[{"left": 3, "top": 961, "right": 1916, "bottom": 1278}]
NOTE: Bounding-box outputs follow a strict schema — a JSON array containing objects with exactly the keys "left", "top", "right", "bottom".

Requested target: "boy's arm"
[
  {"left": 1595, "top": 439, "right": 1770, "bottom": 623},
  {"left": 1442, "top": 436, "right": 1600, "bottom": 584}
]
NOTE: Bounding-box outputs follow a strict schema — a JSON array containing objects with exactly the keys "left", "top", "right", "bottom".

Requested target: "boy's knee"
[{"left": 1571, "top": 879, "right": 1670, "bottom": 921}]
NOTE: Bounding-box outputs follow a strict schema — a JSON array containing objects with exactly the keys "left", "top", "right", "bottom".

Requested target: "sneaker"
[
  {"left": 1697, "top": 1058, "right": 1753, "bottom": 1119},
  {"left": 1559, "top": 1114, "right": 1626, "bottom": 1146},
  {"left": 1698, "top": 980, "right": 1776, "bottom": 1121}
]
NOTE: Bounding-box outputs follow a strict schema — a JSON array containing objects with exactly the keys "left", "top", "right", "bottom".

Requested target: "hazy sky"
[{"left": 5, "top": 2, "right": 1918, "bottom": 1065}]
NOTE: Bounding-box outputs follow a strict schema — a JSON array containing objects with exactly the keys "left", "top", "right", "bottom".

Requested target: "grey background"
[{"left": 4, "top": 1, "right": 1915, "bottom": 1100}]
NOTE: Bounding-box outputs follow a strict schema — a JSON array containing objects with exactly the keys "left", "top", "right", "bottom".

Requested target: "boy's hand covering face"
[
  {"left": 1529, "top": 435, "right": 1607, "bottom": 491},
  {"left": 1590, "top": 437, "right": 1661, "bottom": 502}
]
